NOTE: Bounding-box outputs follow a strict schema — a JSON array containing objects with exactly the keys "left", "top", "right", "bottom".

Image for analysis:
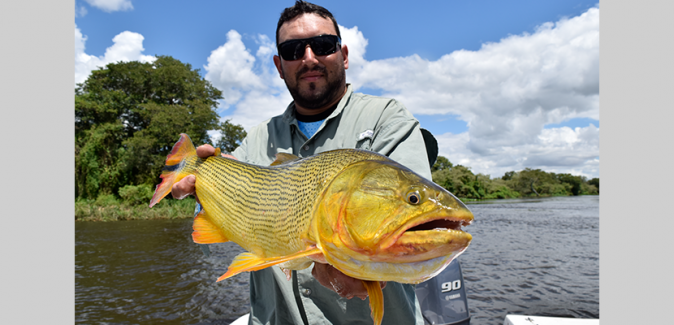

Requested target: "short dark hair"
[{"left": 275, "top": 1, "right": 341, "bottom": 45}]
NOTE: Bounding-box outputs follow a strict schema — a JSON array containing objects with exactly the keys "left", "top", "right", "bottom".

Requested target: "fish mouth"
[
  {"left": 372, "top": 213, "right": 473, "bottom": 263},
  {"left": 405, "top": 218, "right": 469, "bottom": 232}
]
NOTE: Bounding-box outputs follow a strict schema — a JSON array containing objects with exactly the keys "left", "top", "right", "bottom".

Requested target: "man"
[{"left": 173, "top": 1, "right": 430, "bottom": 324}]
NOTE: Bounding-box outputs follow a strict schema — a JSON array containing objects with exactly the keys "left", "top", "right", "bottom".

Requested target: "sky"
[{"left": 75, "top": 0, "right": 600, "bottom": 179}]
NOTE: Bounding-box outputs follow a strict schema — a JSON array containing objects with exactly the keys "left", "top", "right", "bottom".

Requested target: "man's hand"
[
  {"left": 170, "top": 144, "right": 237, "bottom": 201},
  {"left": 311, "top": 262, "right": 386, "bottom": 300}
]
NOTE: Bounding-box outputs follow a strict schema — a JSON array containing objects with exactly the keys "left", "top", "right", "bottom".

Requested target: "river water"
[{"left": 75, "top": 195, "right": 599, "bottom": 324}]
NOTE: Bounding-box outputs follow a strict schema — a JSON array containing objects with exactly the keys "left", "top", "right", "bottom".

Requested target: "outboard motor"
[
  {"left": 415, "top": 259, "right": 471, "bottom": 325},
  {"left": 414, "top": 129, "right": 471, "bottom": 324}
]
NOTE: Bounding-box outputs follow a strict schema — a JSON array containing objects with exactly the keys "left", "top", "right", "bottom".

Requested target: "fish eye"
[{"left": 406, "top": 191, "right": 421, "bottom": 205}]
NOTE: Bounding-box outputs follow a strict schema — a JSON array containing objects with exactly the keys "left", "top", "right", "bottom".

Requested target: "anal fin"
[
  {"left": 363, "top": 280, "right": 384, "bottom": 325},
  {"left": 216, "top": 246, "right": 321, "bottom": 282},
  {"left": 192, "top": 210, "right": 229, "bottom": 244}
]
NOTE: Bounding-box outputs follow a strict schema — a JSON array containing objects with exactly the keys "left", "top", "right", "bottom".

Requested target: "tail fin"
[{"left": 149, "top": 133, "right": 198, "bottom": 207}]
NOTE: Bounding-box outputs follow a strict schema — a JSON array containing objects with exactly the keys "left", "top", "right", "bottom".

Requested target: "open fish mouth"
[
  {"left": 405, "top": 218, "right": 469, "bottom": 232},
  {"left": 371, "top": 214, "right": 473, "bottom": 263}
]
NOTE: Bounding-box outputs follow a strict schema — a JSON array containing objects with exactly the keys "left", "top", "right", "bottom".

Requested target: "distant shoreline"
[{"left": 75, "top": 195, "right": 597, "bottom": 222}]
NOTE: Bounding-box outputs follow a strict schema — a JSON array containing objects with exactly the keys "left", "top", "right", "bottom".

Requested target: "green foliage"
[
  {"left": 75, "top": 123, "right": 128, "bottom": 199},
  {"left": 509, "top": 168, "right": 555, "bottom": 196},
  {"left": 75, "top": 56, "right": 247, "bottom": 201},
  {"left": 482, "top": 178, "right": 520, "bottom": 199},
  {"left": 557, "top": 173, "right": 584, "bottom": 195},
  {"left": 502, "top": 171, "right": 515, "bottom": 181},
  {"left": 76, "top": 197, "right": 197, "bottom": 221},
  {"left": 588, "top": 178, "right": 599, "bottom": 193},
  {"left": 94, "top": 194, "right": 119, "bottom": 207},
  {"left": 432, "top": 163, "right": 599, "bottom": 200},
  {"left": 216, "top": 119, "right": 247, "bottom": 153},
  {"left": 118, "top": 184, "right": 155, "bottom": 206},
  {"left": 431, "top": 156, "right": 453, "bottom": 172}
]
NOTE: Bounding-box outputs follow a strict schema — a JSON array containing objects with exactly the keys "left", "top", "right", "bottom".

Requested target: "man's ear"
[
  {"left": 273, "top": 55, "right": 284, "bottom": 79},
  {"left": 342, "top": 44, "right": 349, "bottom": 70}
]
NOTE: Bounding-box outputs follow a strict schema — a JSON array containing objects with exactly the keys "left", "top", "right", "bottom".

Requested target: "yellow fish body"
[{"left": 150, "top": 134, "right": 474, "bottom": 325}]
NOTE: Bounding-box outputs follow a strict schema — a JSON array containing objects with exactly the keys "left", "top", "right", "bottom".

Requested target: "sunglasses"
[{"left": 277, "top": 35, "right": 341, "bottom": 61}]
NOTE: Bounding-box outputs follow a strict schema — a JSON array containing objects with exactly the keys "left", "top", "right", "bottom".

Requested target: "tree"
[
  {"left": 509, "top": 168, "right": 560, "bottom": 196},
  {"left": 502, "top": 171, "right": 515, "bottom": 181},
  {"left": 557, "top": 173, "right": 583, "bottom": 196},
  {"left": 432, "top": 165, "right": 480, "bottom": 198},
  {"left": 431, "top": 156, "right": 453, "bottom": 172},
  {"left": 588, "top": 178, "right": 599, "bottom": 193},
  {"left": 216, "top": 119, "right": 247, "bottom": 153},
  {"left": 75, "top": 56, "right": 237, "bottom": 199}
]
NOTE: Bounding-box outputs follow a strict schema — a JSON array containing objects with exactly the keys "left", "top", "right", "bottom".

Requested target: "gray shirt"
[{"left": 231, "top": 84, "right": 429, "bottom": 325}]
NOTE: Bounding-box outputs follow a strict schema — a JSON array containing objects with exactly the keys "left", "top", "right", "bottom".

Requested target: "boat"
[
  {"left": 503, "top": 315, "right": 599, "bottom": 325},
  {"left": 227, "top": 261, "right": 600, "bottom": 325},
  {"left": 227, "top": 259, "right": 471, "bottom": 325}
]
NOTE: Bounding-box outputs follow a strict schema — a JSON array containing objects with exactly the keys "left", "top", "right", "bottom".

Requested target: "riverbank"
[
  {"left": 75, "top": 197, "right": 197, "bottom": 222},
  {"left": 75, "top": 194, "right": 597, "bottom": 221}
]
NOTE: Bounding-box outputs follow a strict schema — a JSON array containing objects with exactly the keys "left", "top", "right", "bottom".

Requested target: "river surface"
[{"left": 75, "top": 195, "right": 599, "bottom": 324}]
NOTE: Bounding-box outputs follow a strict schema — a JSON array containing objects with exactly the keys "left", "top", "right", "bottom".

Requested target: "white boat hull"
[{"left": 504, "top": 315, "right": 599, "bottom": 325}]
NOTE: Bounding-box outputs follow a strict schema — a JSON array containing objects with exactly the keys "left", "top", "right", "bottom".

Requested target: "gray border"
[
  {"left": 1, "top": 1, "right": 74, "bottom": 323},
  {"left": 601, "top": 0, "right": 671, "bottom": 323},
  {"left": 7, "top": 0, "right": 671, "bottom": 322}
]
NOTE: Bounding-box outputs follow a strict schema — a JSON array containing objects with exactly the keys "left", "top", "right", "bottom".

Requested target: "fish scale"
[{"left": 189, "top": 148, "right": 387, "bottom": 258}]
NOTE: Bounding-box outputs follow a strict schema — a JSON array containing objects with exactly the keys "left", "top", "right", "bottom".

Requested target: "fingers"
[
  {"left": 170, "top": 145, "right": 237, "bottom": 202},
  {"left": 196, "top": 144, "right": 238, "bottom": 160},
  {"left": 171, "top": 175, "right": 196, "bottom": 200},
  {"left": 196, "top": 144, "right": 216, "bottom": 158},
  {"left": 312, "top": 263, "right": 379, "bottom": 300}
]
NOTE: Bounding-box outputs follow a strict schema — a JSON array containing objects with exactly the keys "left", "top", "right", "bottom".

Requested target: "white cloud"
[
  {"left": 339, "top": 25, "right": 368, "bottom": 75},
  {"left": 436, "top": 124, "right": 599, "bottom": 179},
  {"left": 203, "top": 30, "right": 292, "bottom": 129},
  {"left": 201, "top": 7, "right": 599, "bottom": 178},
  {"left": 343, "top": 7, "right": 600, "bottom": 178},
  {"left": 83, "top": 0, "right": 133, "bottom": 13},
  {"left": 75, "top": 6, "right": 599, "bottom": 179},
  {"left": 75, "top": 25, "right": 155, "bottom": 86},
  {"left": 76, "top": 5, "right": 88, "bottom": 17}
]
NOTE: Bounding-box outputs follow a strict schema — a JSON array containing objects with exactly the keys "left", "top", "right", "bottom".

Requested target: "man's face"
[{"left": 274, "top": 13, "right": 349, "bottom": 111}]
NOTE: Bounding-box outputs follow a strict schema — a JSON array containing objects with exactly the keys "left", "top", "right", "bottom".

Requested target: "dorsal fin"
[{"left": 270, "top": 152, "right": 301, "bottom": 166}]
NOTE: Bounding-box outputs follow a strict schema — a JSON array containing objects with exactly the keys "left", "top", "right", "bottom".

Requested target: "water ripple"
[{"left": 75, "top": 196, "right": 598, "bottom": 324}]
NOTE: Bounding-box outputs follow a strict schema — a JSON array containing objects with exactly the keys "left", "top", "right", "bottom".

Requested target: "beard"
[{"left": 285, "top": 64, "right": 345, "bottom": 110}]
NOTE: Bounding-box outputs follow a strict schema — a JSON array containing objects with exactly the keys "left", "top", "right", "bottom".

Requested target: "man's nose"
[{"left": 301, "top": 45, "right": 319, "bottom": 64}]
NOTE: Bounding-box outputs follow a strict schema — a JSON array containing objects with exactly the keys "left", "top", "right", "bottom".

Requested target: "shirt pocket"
[{"left": 354, "top": 129, "right": 374, "bottom": 151}]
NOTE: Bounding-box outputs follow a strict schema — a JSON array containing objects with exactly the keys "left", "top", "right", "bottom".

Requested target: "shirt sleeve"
[
  {"left": 370, "top": 99, "right": 433, "bottom": 180},
  {"left": 230, "top": 135, "right": 248, "bottom": 162}
]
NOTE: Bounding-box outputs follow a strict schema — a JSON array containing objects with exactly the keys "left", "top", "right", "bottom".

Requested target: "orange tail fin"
[{"left": 149, "top": 133, "right": 198, "bottom": 207}]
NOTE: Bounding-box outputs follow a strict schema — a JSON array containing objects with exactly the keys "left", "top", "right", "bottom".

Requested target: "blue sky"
[{"left": 75, "top": 0, "right": 600, "bottom": 178}]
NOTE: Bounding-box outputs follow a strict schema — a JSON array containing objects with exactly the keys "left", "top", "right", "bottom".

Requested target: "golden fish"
[{"left": 150, "top": 133, "right": 474, "bottom": 325}]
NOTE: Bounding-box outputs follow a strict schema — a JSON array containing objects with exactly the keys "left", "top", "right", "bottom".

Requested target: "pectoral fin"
[
  {"left": 217, "top": 246, "right": 322, "bottom": 282},
  {"left": 270, "top": 152, "right": 300, "bottom": 166},
  {"left": 363, "top": 280, "right": 384, "bottom": 325}
]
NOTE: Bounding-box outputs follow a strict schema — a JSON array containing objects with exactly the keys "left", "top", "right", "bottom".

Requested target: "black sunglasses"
[{"left": 277, "top": 35, "right": 341, "bottom": 61}]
